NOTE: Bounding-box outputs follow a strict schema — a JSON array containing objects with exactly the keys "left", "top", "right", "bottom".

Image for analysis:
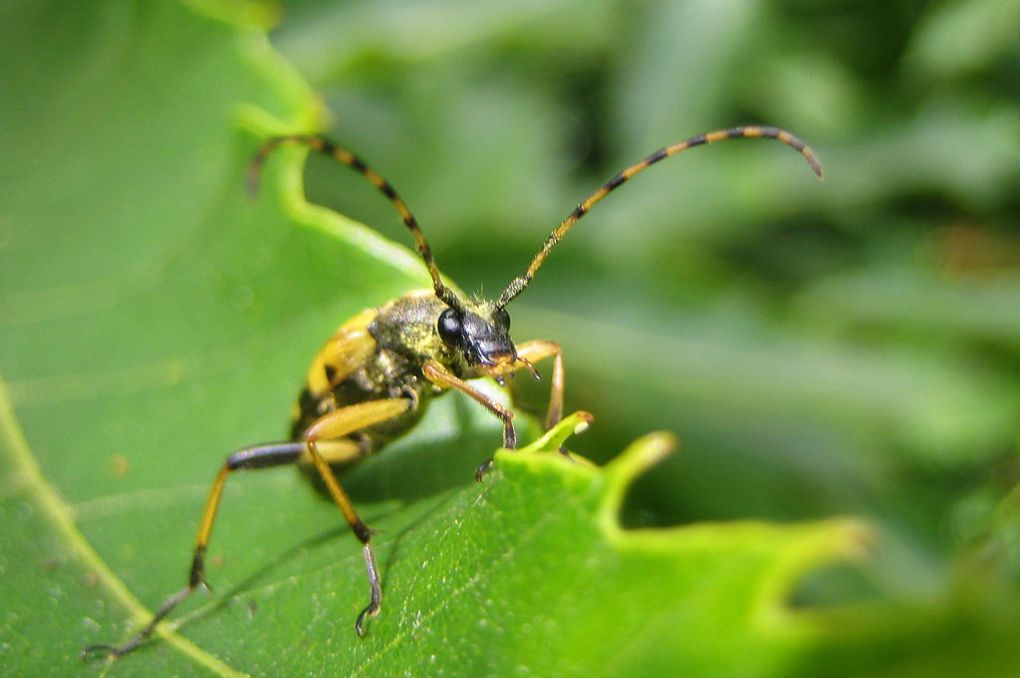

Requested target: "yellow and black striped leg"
[
  {"left": 302, "top": 398, "right": 412, "bottom": 634},
  {"left": 81, "top": 440, "right": 362, "bottom": 659},
  {"left": 422, "top": 360, "right": 516, "bottom": 481}
]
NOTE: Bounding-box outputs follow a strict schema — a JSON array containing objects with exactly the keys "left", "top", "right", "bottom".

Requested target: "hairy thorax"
[{"left": 289, "top": 290, "right": 469, "bottom": 450}]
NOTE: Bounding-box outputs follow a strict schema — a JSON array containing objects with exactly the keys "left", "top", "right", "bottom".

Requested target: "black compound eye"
[
  {"left": 437, "top": 308, "right": 462, "bottom": 345},
  {"left": 494, "top": 307, "right": 510, "bottom": 330}
]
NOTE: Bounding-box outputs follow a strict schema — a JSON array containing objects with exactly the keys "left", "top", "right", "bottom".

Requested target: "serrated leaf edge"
[{"left": 503, "top": 414, "right": 874, "bottom": 640}]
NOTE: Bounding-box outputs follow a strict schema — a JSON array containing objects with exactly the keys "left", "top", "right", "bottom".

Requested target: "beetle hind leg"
[
  {"left": 81, "top": 441, "right": 314, "bottom": 659},
  {"left": 82, "top": 399, "right": 410, "bottom": 660}
]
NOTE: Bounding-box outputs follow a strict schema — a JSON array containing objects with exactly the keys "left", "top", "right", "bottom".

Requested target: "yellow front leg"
[{"left": 484, "top": 339, "right": 565, "bottom": 431}]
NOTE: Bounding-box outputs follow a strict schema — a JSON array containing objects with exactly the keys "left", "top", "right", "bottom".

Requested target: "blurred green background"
[{"left": 272, "top": 0, "right": 1020, "bottom": 597}]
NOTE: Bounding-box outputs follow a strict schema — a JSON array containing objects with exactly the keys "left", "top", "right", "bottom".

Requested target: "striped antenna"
[
  {"left": 497, "top": 126, "right": 823, "bottom": 308},
  {"left": 247, "top": 135, "right": 463, "bottom": 311}
]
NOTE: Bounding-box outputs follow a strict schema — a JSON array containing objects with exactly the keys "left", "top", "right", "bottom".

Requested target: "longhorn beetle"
[{"left": 83, "top": 126, "right": 822, "bottom": 659}]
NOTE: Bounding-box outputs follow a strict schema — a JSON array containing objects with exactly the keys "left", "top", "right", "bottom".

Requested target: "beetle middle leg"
[{"left": 302, "top": 397, "right": 413, "bottom": 634}]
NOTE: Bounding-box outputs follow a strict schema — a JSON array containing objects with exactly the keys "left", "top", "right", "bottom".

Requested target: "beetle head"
[{"left": 436, "top": 299, "right": 516, "bottom": 368}]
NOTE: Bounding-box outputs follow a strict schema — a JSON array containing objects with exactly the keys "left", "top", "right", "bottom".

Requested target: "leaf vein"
[
  {"left": 0, "top": 376, "right": 249, "bottom": 678},
  {"left": 351, "top": 483, "right": 559, "bottom": 676}
]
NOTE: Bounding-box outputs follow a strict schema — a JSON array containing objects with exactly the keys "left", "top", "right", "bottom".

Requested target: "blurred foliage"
[{"left": 2, "top": 0, "right": 1019, "bottom": 674}]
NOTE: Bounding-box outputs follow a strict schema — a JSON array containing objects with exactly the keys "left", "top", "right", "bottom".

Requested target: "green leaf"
[{"left": 3, "top": 2, "right": 1019, "bottom": 677}]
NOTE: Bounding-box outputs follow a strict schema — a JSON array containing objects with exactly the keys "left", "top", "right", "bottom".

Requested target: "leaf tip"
[
  {"left": 520, "top": 411, "right": 595, "bottom": 455},
  {"left": 596, "top": 432, "right": 678, "bottom": 527},
  {"left": 605, "top": 431, "right": 678, "bottom": 484}
]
